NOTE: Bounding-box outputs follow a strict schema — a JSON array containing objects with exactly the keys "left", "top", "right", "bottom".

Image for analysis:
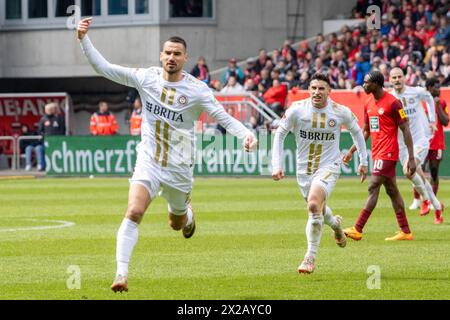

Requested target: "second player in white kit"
[
  {"left": 272, "top": 74, "right": 368, "bottom": 274},
  {"left": 389, "top": 68, "right": 443, "bottom": 217}
]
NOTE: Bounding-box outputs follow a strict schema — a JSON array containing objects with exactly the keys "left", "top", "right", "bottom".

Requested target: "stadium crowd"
[{"left": 189, "top": 0, "right": 449, "bottom": 124}]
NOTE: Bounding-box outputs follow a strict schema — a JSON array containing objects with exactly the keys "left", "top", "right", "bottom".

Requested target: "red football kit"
[
  {"left": 364, "top": 91, "right": 407, "bottom": 177},
  {"left": 428, "top": 99, "right": 448, "bottom": 161}
]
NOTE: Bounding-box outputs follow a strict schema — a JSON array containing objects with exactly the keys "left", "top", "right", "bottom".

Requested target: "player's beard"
[{"left": 165, "top": 64, "right": 182, "bottom": 75}]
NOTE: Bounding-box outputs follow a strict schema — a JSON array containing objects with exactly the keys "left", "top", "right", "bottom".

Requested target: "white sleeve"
[
  {"left": 79, "top": 35, "right": 144, "bottom": 88},
  {"left": 343, "top": 109, "right": 368, "bottom": 166},
  {"left": 418, "top": 87, "right": 436, "bottom": 123},
  {"left": 201, "top": 93, "right": 251, "bottom": 139},
  {"left": 271, "top": 109, "right": 295, "bottom": 171}
]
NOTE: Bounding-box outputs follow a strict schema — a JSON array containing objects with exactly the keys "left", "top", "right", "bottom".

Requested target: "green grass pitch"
[{"left": 0, "top": 177, "right": 449, "bottom": 300}]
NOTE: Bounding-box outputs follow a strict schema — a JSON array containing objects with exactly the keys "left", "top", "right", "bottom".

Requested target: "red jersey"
[
  {"left": 429, "top": 99, "right": 448, "bottom": 150},
  {"left": 364, "top": 91, "right": 407, "bottom": 161}
]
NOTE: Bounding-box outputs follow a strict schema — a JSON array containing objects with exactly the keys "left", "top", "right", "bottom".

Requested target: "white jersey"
[
  {"left": 272, "top": 98, "right": 368, "bottom": 175},
  {"left": 391, "top": 85, "right": 435, "bottom": 145},
  {"left": 80, "top": 36, "right": 251, "bottom": 173}
]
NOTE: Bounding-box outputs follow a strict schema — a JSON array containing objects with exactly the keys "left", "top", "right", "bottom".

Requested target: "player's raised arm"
[{"left": 77, "top": 18, "right": 142, "bottom": 88}]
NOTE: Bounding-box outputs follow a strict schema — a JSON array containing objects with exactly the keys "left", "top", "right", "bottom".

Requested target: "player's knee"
[
  {"left": 126, "top": 205, "right": 145, "bottom": 222},
  {"left": 368, "top": 183, "right": 380, "bottom": 194},
  {"left": 385, "top": 185, "right": 398, "bottom": 198},
  {"left": 307, "top": 200, "right": 321, "bottom": 214}
]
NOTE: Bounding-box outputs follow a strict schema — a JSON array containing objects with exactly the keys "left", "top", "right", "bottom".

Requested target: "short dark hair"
[
  {"left": 425, "top": 77, "right": 439, "bottom": 89},
  {"left": 366, "top": 70, "right": 384, "bottom": 87},
  {"left": 310, "top": 73, "right": 331, "bottom": 86},
  {"left": 166, "top": 36, "right": 187, "bottom": 50}
]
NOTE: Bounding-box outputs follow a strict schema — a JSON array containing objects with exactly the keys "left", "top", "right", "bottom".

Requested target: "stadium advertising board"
[
  {"left": 45, "top": 133, "right": 450, "bottom": 177},
  {"left": 0, "top": 93, "right": 70, "bottom": 137}
]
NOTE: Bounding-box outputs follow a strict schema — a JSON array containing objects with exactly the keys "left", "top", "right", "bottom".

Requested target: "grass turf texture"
[{"left": 0, "top": 177, "right": 449, "bottom": 300}]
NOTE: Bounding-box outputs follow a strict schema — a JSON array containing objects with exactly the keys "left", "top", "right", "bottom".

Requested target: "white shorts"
[
  {"left": 130, "top": 157, "right": 193, "bottom": 216},
  {"left": 399, "top": 139, "right": 429, "bottom": 166},
  {"left": 296, "top": 166, "right": 340, "bottom": 199}
]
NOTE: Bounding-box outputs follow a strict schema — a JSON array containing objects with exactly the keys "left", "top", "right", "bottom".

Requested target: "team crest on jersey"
[
  {"left": 328, "top": 119, "right": 336, "bottom": 127},
  {"left": 378, "top": 108, "right": 384, "bottom": 115},
  {"left": 178, "top": 95, "right": 188, "bottom": 105}
]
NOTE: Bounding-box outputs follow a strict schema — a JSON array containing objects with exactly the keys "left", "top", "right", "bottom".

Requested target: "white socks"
[
  {"left": 424, "top": 180, "right": 441, "bottom": 210},
  {"left": 411, "top": 173, "right": 441, "bottom": 210},
  {"left": 116, "top": 218, "right": 139, "bottom": 277},
  {"left": 411, "top": 173, "right": 429, "bottom": 200},
  {"left": 305, "top": 213, "right": 324, "bottom": 258},
  {"left": 186, "top": 206, "right": 193, "bottom": 226},
  {"left": 323, "top": 206, "right": 338, "bottom": 230}
]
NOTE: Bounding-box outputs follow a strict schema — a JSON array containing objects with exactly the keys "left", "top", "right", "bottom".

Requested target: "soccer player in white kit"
[
  {"left": 389, "top": 68, "right": 444, "bottom": 219},
  {"left": 271, "top": 74, "right": 368, "bottom": 274},
  {"left": 77, "top": 18, "right": 257, "bottom": 292}
]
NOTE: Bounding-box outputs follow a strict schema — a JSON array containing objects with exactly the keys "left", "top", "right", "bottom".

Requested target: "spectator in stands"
[
  {"left": 297, "top": 40, "right": 312, "bottom": 61},
  {"left": 264, "top": 59, "right": 275, "bottom": 72},
  {"left": 271, "top": 68, "right": 281, "bottom": 82},
  {"left": 244, "top": 78, "right": 258, "bottom": 93},
  {"left": 190, "top": 56, "right": 210, "bottom": 84},
  {"left": 90, "top": 101, "right": 119, "bottom": 136},
  {"left": 284, "top": 70, "right": 299, "bottom": 89},
  {"left": 358, "top": 36, "right": 371, "bottom": 61},
  {"left": 258, "top": 68, "right": 272, "bottom": 93},
  {"left": 222, "top": 58, "right": 245, "bottom": 85},
  {"left": 244, "top": 57, "right": 258, "bottom": 78},
  {"left": 272, "top": 48, "right": 282, "bottom": 64},
  {"left": 298, "top": 71, "right": 310, "bottom": 89},
  {"left": 37, "top": 102, "right": 66, "bottom": 171},
  {"left": 262, "top": 79, "right": 288, "bottom": 117},
  {"left": 405, "top": 64, "right": 419, "bottom": 86},
  {"left": 20, "top": 124, "right": 44, "bottom": 172},
  {"left": 220, "top": 76, "right": 246, "bottom": 94},
  {"left": 255, "top": 49, "right": 271, "bottom": 73},
  {"left": 433, "top": 15, "right": 450, "bottom": 47},
  {"left": 425, "top": 48, "right": 442, "bottom": 73},
  {"left": 380, "top": 14, "right": 392, "bottom": 36},
  {"left": 439, "top": 52, "right": 450, "bottom": 84},
  {"left": 209, "top": 79, "right": 223, "bottom": 92},
  {"left": 129, "top": 97, "right": 143, "bottom": 136},
  {"left": 281, "top": 40, "right": 297, "bottom": 61},
  {"left": 355, "top": 52, "right": 371, "bottom": 86},
  {"left": 314, "top": 33, "right": 325, "bottom": 55},
  {"left": 0, "top": 146, "right": 8, "bottom": 170},
  {"left": 38, "top": 103, "right": 65, "bottom": 137}
]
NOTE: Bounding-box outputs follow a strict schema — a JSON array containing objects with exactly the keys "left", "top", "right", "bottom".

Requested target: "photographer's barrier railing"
[
  {"left": 16, "top": 136, "right": 43, "bottom": 170},
  {"left": 219, "top": 101, "right": 273, "bottom": 122},
  {"left": 214, "top": 92, "right": 280, "bottom": 121},
  {"left": 0, "top": 136, "right": 16, "bottom": 170}
]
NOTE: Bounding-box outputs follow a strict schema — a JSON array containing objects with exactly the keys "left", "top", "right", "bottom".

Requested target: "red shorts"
[
  {"left": 372, "top": 159, "right": 397, "bottom": 178},
  {"left": 427, "top": 149, "right": 443, "bottom": 161}
]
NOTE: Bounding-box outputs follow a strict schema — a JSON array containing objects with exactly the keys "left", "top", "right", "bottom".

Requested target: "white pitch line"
[{"left": 0, "top": 219, "right": 75, "bottom": 232}]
